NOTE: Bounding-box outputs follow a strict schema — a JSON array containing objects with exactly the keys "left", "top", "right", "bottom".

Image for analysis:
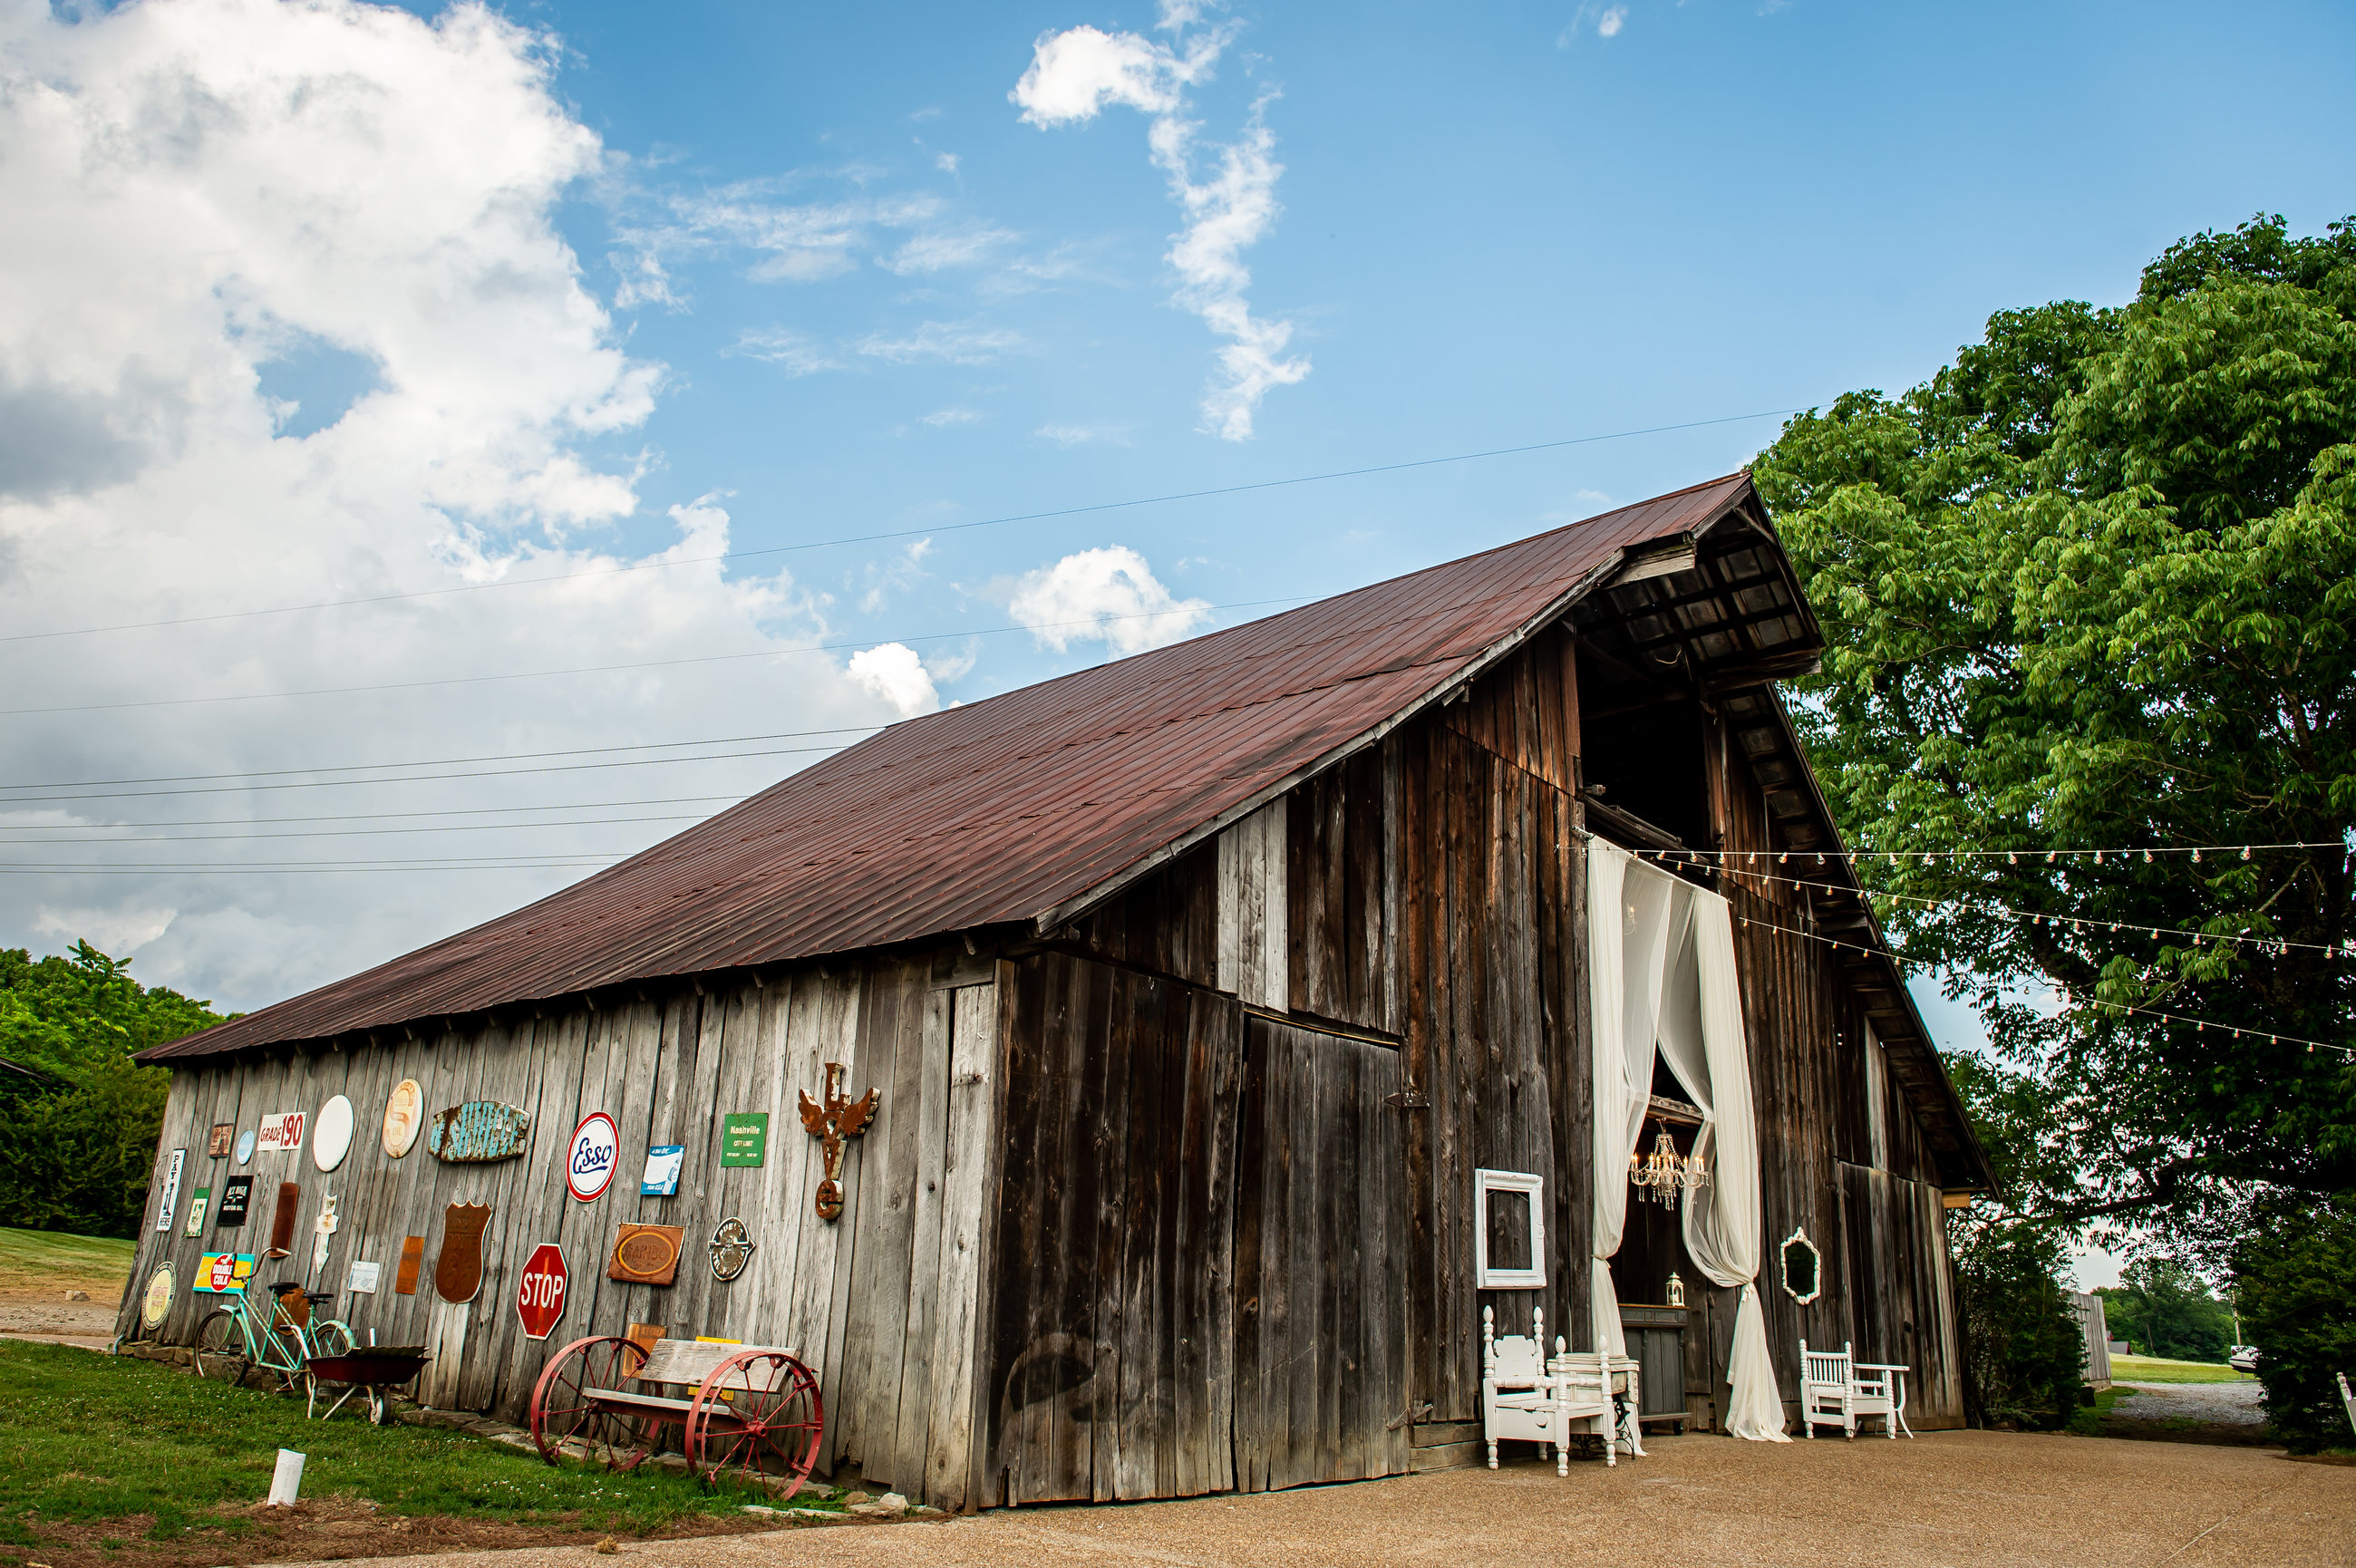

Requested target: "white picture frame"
[{"left": 1474, "top": 1168, "right": 1546, "bottom": 1290}]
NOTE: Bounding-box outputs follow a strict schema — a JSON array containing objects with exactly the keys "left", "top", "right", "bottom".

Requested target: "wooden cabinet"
[{"left": 1619, "top": 1304, "right": 1689, "bottom": 1429}]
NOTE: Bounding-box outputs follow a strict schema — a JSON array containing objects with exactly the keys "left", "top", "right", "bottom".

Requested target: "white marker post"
[{"left": 267, "top": 1448, "right": 305, "bottom": 1507}]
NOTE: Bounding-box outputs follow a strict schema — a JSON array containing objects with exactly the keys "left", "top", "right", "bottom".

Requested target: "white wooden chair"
[
  {"left": 1550, "top": 1336, "right": 1635, "bottom": 1460},
  {"left": 2337, "top": 1371, "right": 2354, "bottom": 1437},
  {"left": 1799, "top": 1340, "right": 1897, "bottom": 1439},
  {"left": 1482, "top": 1307, "right": 1615, "bottom": 1474}
]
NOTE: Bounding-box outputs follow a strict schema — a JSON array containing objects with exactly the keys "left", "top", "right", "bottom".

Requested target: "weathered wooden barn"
[{"left": 128, "top": 471, "right": 1992, "bottom": 1508}]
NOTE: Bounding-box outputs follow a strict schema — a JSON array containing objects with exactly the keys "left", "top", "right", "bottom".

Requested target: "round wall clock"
[
  {"left": 234, "top": 1128, "right": 256, "bottom": 1166},
  {"left": 565, "top": 1112, "right": 620, "bottom": 1202},
  {"left": 312, "top": 1095, "right": 355, "bottom": 1172},
  {"left": 140, "top": 1265, "right": 175, "bottom": 1330},
  {"left": 383, "top": 1079, "right": 422, "bottom": 1157}
]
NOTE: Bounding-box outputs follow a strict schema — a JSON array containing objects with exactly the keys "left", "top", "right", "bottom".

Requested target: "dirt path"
[{"left": 267, "top": 1429, "right": 2353, "bottom": 1568}]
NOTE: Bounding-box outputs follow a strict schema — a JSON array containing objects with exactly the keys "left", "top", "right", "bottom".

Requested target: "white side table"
[{"left": 1854, "top": 1362, "right": 1914, "bottom": 1437}]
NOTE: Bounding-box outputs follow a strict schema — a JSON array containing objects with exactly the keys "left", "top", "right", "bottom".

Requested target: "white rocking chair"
[
  {"left": 1799, "top": 1340, "right": 1897, "bottom": 1439},
  {"left": 1482, "top": 1306, "right": 1614, "bottom": 1474}
]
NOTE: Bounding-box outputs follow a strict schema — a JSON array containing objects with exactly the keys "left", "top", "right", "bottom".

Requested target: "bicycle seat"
[{"left": 305, "top": 1292, "right": 334, "bottom": 1306}]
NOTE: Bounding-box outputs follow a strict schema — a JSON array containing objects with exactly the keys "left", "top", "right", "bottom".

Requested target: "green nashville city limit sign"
[{"left": 721, "top": 1112, "right": 770, "bottom": 1167}]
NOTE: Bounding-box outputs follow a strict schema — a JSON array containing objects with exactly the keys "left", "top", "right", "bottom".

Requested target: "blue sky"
[{"left": 0, "top": 0, "right": 2350, "bottom": 1244}]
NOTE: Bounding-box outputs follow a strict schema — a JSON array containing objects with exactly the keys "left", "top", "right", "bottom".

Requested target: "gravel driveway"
[
  {"left": 2113, "top": 1379, "right": 2267, "bottom": 1425},
  {"left": 274, "top": 1428, "right": 2353, "bottom": 1568}
]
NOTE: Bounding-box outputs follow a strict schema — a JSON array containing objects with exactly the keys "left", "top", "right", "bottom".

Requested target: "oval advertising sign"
[
  {"left": 514, "top": 1242, "right": 568, "bottom": 1341},
  {"left": 566, "top": 1111, "right": 620, "bottom": 1202}
]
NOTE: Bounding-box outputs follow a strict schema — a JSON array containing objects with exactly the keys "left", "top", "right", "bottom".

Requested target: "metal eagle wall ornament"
[{"left": 798, "top": 1061, "right": 877, "bottom": 1222}]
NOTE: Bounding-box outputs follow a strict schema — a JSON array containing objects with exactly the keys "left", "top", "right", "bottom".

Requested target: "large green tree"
[
  {"left": 1752, "top": 215, "right": 2356, "bottom": 1222},
  {"left": 0, "top": 943, "right": 226, "bottom": 1237}
]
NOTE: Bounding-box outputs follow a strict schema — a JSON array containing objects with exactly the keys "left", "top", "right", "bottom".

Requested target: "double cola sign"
[{"left": 566, "top": 1112, "right": 620, "bottom": 1202}]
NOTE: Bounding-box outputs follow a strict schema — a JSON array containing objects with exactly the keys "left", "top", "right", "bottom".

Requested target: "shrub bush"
[{"left": 2232, "top": 1195, "right": 2356, "bottom": 1453}]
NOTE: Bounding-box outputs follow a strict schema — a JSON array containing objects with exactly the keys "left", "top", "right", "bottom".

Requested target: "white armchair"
[
  {"left": 1482, "top": 1306, "right": 1614, "bottom": 1475},
  {"left": 1799, "top": 1340, "right": 1898, "bottom": 1439}
]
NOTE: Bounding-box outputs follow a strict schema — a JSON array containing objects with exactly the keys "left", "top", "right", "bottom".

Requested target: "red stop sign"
[{"left": 515, "top": 1242, "right": 568, "bottom": 1341}]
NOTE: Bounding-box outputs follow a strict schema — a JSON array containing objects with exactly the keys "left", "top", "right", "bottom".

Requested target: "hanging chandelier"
[{"left": 1629, "top": 1119, "right": 1710, "bottom": 1207}]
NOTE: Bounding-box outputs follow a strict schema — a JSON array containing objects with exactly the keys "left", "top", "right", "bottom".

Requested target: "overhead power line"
[
  {"left": 0, "top": 812, "right": 712, "bottom": 845},
  {"left": 0, "top": 794, "right": 747, "bottom": 832},
  {"left": 0, "top": 407, "right": 1803, "bottom": 646},
  {"left": 0, "top": 596, "right": 1314, "bottom": 720}
]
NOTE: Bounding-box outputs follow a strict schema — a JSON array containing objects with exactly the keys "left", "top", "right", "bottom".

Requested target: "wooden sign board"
[
  {"left": 607, "top": 1224, "right": 684, "bottom": 1286},
  {"left": 426, "top": 1102, "right": 530, "bottom": 1163},
  {"left": 394, "top": 1235, "right": 425, "bottom": 1295},
  {"left": 720, "top": 1113, "right": 769, "bottom": 1167}
]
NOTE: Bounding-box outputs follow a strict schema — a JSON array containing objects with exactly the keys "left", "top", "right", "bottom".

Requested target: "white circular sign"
[
  {"left": 566, "top": 1112, "right": 620, "bottom": 1202},
  {"left": 312, "top": 1094, "right": 354, "bottom": 1172}
]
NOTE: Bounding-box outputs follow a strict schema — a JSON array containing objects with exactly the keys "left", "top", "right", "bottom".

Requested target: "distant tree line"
[
  {"left": 0, "top": 942, "right": 227, "bottom": 1238},
  {"left": 2095, "top": 1259, "right": 2235, "bottom": 1361}
]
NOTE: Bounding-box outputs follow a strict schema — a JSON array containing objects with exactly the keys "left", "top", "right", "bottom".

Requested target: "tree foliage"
[
  {"left": 1752, "top": 214, "right": 2356, "bottom": 1216},
  {"left": 2094, "top": 1258, "right": 2235, "bottom": 1361},
  {"left": 0, "top": 943, "right": 226, "bottom": 1238},
  {"left": 2230, "top": 1195, "right": 2356, "bottom": 1453}
]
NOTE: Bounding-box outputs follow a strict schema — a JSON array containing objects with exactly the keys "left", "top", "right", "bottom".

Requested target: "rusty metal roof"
[{"left": 148, "top": 472, "right": 1763, "bottom": 1060}]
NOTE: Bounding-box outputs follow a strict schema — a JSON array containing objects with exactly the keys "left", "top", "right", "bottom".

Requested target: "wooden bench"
[{"left": 528, "top": 1333, "right": 825, "bottom": 1495}]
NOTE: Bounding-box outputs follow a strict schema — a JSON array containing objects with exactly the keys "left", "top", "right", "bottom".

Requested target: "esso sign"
[
  {"left": 516, "top": 1243, "right": 568, "bottom": 1341},
  {"left": 566, "top": 1112, "right": 620, "bottom": 1201}
]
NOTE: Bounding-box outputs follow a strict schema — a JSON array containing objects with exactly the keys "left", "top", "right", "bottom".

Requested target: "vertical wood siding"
[
  {"left": 1231, "top": 1017, "right": 1408, "bottom": 1491},
  {"left": 116, "top": 950, "right": 1000, "bottom": 1507},
  {"left": 981, "top": 950, "right": 1242, "bottom": 1505}
]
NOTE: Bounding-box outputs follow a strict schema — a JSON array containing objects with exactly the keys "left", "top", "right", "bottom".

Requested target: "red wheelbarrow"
[{"left": 305, "top": 1345, "right": 431, "bottom": 1425}]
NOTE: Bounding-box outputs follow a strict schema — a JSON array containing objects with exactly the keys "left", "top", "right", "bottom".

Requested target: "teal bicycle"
[{"left": 194, "top": 1280, "right": 355, "bottom": 1391}]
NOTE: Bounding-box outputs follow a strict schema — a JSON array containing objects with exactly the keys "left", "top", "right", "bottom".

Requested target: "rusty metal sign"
[
  {"left": 383, "top": 1079, "right": 423, "bottom": 1157},
  {"left": 797, "top": 1061, "right": 877, "bottom": 1221},
  {"left": 436, "top": 1203, "right": 491, "bottom": 1302},
  {"left": 709, "top": 1217, "right": 755, "bottom": 1283},
  {"left": 266, "top": 1182, "right": 301, "bottom": 1258},
  {"left": 606, "top": 1223, "right": 684, "bottom": 1286},
  {"left": 208, "top": 1124, "right": 235, "bottom": 1158},
  {"left": 426, "top": 1102, "right": 531, "bottom": 1163},
  {"left": 395, "top": 1234, "right": 424, "bottom": 1295}
]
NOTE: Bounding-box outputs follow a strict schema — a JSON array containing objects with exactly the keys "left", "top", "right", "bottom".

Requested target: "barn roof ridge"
[{"left": 141, "top": 469, "right": 1766, "bottom": 1061}]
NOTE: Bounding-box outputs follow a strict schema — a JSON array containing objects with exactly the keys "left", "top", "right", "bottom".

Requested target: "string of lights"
[
  {"left": 1652, "top": 840, "right": 2347, "bottom": 865},
  {"left": 1636, "top": 852, "right": 2352, "bottom": 958},
  {"left": 1717, "top": 904, "right": 2353, "bottom": 1061}
]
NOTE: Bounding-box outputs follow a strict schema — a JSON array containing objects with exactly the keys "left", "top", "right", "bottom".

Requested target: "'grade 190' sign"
[{"left": 566, "top": 1111, "right": 620, "bottom": 1202}]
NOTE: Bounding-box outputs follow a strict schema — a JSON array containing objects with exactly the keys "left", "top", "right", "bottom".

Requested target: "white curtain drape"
[{"left": 1585, "top": 841, "right": 1788, "bottom": 1440}]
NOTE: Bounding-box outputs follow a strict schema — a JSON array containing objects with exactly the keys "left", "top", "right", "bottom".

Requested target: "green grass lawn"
[
  {"left": 0, "top": 1226, "right": 134, "bottom": 1301},
  {"left": 2109, "top": 1353, "right": 2255, "bottom": 1384},
  {"left": 0, "top": 1338, "right": 831, "bottom": 1553}
]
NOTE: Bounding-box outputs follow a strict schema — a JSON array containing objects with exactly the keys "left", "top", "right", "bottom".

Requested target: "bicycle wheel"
[
  {"left": 194, "top": 1310, "right": 252, "bottom": 1386},
  {"left": 308, "top": 1319, "right": 355, "bottom": 1359}
]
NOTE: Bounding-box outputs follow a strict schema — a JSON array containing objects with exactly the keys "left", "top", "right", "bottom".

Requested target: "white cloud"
[
  {"left": 848, "top": 643, "right": 941, "bottom": 717},
  {"left": 613, "top": 185, "right": 941, "bottom": 295},
  {"left": 0, "top": 0, "right": 918, "bottom": 1010},
  {"left": 1598, "top": 5, "right": 1627, "bottom": 36},
  {"left": 921, "top": 408, "right": 982, "bottom": 427},
  {"left": 1006, "top": 547, "right": 1213, "bottom": 655},
  {"left": 731, "top": 326, "right": 845, "bottom": 375},
  {"left": 883, "top": 225, "right": 1019, "bottom": 276},
  {"left": 1012, "top": 9, "right": 1305, "bottom": 440},
  {"left": 856, "top": 321, "right": 1023, "bottom": 364},
  {"left": 935, "top": 151, "right": 961, "bottom": 173},
  {"left": 1034, "top": 421, "right": 1131, "bottom": 448},
  {"left": 34, "top": 905, "right": 178, "bottom": 956},
  {"left": 858, "top": 539, "right": 935, "bottom": 613}
]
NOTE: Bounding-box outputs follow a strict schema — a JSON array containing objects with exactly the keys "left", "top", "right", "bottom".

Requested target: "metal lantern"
[{"left": 1666, "top": 1270, "right": 1686, "bottom": 1308}]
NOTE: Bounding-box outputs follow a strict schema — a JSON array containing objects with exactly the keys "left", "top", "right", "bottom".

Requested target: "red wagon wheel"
[
  {"left": 529, "top": 1335, "right": 651, "bottom": 1467},
  {"left": 684, "top": 1350, "right": 824, "bottom": 1497}
]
